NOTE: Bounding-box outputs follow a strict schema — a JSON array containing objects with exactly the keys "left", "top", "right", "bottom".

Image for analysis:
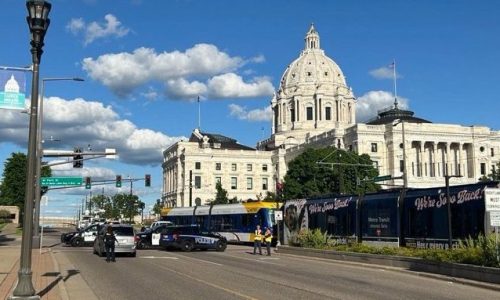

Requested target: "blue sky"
[{"left": 1, "top": 0, "right": 499, "bottom": 218}]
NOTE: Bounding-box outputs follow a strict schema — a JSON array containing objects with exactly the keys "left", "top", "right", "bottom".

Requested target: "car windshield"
[{"left": 112, "top": 227, "right": 134, "bottom": 236}]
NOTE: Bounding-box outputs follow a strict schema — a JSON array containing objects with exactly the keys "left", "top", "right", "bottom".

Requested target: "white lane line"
[
  {"left": 151, "top": 263, "right": 256, "bottom": 300},
  {"left": 139, "top": 256, "right": 178, "bottom": 259},
  {"left": 180, "top": 255, "right": 223, "bottom": 266},
  {"left": 216, "top": 253, "right": 282, "bottom": 266}
]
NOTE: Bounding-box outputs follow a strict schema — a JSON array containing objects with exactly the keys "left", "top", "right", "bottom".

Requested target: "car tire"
[
  {"left": 137, "top": 241, "right": 145, "bottom": 250},
  {"left": 71, "top": 238, "right": 83, "bottom": 247},
  {"left": 181, "top": 240, "right": 194, "bottom": 252},
  {"left": 215, "top": 240, "right": 227, "bottom": 252}
]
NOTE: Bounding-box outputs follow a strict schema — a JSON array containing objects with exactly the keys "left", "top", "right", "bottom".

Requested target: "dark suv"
[{"left": 159, "top": 225, "right": 227, "bottom": 252}]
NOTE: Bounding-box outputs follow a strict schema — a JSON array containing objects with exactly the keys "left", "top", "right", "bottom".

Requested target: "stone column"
[
  {"left": 457, "top": 143, "right": 463, "bottom": 176},
  {"left": 445, "top": 143, "right": 451, "bottom": 175}
]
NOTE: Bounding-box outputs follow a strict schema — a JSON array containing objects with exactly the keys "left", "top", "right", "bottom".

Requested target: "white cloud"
[
  {"left": 356, "top": 90, "right": 409, "bottom": 122},
  {"left": 207, "top": 73, "right": 274, "bottom": 98},
  {"left": 369, "top": 65, "right": 401, "bottom": 80},
  {"left": 228, "top": 104, "right": 272, "bottom": 122},
  {"left": 250, "top": 55, "right": 266, "bottom": 63},
  {"left": 0, "top": 96, "right": 185, "bottom": 166},
  {"left": 66, "top": 14, "right": 130, "bottom": 45},
  {"left": 165, "top": 78, "right": 207, "bottom": 100},
  {"left": 82, "top": 44, "right": 273, "bottom": 99}
]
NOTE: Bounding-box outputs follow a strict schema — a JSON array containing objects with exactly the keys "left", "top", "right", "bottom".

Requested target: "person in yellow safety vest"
[
  {"left": 253, "top": 225, "right": 263, "bottom": 255},
  {"left": 264, "top": 227, "right": 272, "bottom": 256}
]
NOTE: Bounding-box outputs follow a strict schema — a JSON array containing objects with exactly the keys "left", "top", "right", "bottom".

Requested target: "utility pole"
[
  {"left": 189, "top": 170, "right": 193, "bottom": 207},
  {"left": 445, "top": 170, "right": 462, "bottom": 249}
]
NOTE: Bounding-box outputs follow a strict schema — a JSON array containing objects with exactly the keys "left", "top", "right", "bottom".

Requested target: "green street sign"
[
  {"left": 40, "top": 177, "right": 83, "bottom": 186},
  {"left": 373, "top": 175, "right": 392, "bottom": 182}
]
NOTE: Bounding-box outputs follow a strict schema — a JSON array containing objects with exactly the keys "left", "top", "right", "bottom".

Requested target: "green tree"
[
  {"left": 213, "top": 181, "right": 229, "bottom": 205},
  {"left": 487, "top": 162, "right": 500, "bottom": 181},
  {"left": 111, "top": 193, "right": 143, "bottom": 223},
  {"left": 0, "top": 152, "right": 51, "bottom": 219},
  {"left": 283, "top": 147, "right": 380, "bottom": 199},
  {"left": 152, "top": 201, "right": 163, "bottom": 214}
]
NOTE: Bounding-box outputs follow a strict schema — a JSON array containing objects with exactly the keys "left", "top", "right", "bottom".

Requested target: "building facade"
[{"left": 162, "top": 25, "right": 500, "bottom": 207}]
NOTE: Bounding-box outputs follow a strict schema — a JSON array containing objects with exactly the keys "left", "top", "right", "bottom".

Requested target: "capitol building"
[{"left": 162, "top": 25, "right": 500, "bottom": 208}]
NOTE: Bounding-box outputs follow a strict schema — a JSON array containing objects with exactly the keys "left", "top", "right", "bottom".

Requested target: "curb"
[{"left": 49, "top": 249, "right": 69, "bottom": 300}]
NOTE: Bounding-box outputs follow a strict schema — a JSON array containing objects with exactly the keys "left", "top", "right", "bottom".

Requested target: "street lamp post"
[
  {"left": 11, "top": 1, "right": 51, "bottom": 299},
  {"left": 33, "top": 77, "right": 84, "bottom": 249},
  {"left": 393, "top": 119, "right": 408, "bottom": 247},
  {"left": 445, "top": 171, "right": 462, "bottom": 249}
]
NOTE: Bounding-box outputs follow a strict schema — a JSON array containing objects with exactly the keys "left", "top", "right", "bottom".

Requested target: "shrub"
[{"left": 294, "top": 229, "right": 328, "bottom": 248}]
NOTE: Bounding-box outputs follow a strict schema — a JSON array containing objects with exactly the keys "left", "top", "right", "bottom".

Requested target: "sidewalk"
[{"left": 0, "top": 224, "right": 97, "bottom": 300}]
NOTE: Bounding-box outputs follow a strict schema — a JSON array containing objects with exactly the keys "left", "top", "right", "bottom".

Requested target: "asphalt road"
[{"left": 43, "top": 229, "right": 499, "bottom": 300}]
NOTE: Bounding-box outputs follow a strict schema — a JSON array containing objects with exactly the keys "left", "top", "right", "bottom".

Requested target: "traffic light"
[
  {"left": 116, "top": 175, "right": 122, "bottom": 188},
  {"left": 85, "top": 177, "right": 91, "bottom": 189},
  {"left": 73, "top": 148, "right": 83, "bottom": 168},
  {"left": 145, "top": 174, "right": 151, "bottom": 187}
]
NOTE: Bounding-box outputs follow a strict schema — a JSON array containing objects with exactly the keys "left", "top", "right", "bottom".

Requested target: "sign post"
[{"left": 485, "top": 188, "right": 500, "bottom": 264}]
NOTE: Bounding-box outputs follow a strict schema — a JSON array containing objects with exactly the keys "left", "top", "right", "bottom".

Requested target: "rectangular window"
[
  {"left": 195, "top": 162, "right": 201, "bottom": 170},
  {"left": 480, "top": 163, "right": 486, "bottom": 175},
  {"left": 231, "top": 163, "right": 237, "bottom": 171},
  {"left": 491, "top": 148, "right": 495, "bottom": 157},
  {"left": 262, "top": 178, "right": 268, "bottom": 190},
  {"left": 373, "top": 161, "right": 379, "bottom": 170},
  {"left": 247, "top": 164, "right": 252, "bottom": 172},
  {"left": 247, "top": 177, "right": 253, "bottom": 190},
  {"left": 325, "top": 107, "right": 331, "bottom": 120},
  {"left": 400, "top": 160, "right": 404, "bottom": 173},
  {"left": 231, "top": 177, "right": 237, "bottom": 190},
  {"left": 194, "top": 176, "right": 201, "bottom": 189},
  {"left": 291, "top": 108, "right": 295, "bottom": 122},
  {"left": 215, "top": 177, "right": 221, "bottom": 185},
  {"left": 215, "top": 163, "right": 221, "bottom": 171},
  {"left": 306, "top": 107, "right": 313, "bottom": 120},
  {"left": 371, "top": 143, "right": 378, "bottom": 153}
]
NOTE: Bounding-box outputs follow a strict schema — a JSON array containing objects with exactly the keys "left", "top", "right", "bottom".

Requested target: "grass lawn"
[{"left": 0, "top": 223, "right": 7, "bottom": 231}]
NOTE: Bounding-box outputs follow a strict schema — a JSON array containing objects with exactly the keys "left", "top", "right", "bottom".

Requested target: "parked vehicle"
[
  {"left": 160, "top": 202, "right": 280, "bottom": 244},
  {"left": 159, "top": 225, "right": 227, "bottom": 252},
  {"left": 149, "top": 221, "right": 173, "bottom": 229},
  {"left": 136, "top": 223, "right": 173, "bottom": 249},
  {"left": 93, "top": 224, "right": 136, "bottom": 257},
  {"left": 63, "top": 223, "right": 100, "bottom": 247}
]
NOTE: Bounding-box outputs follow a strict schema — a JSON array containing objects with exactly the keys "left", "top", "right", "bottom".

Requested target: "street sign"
[
  {"left": 485, "top": 188, "right": 500, "bottom": 211},
  {"left": 373, "top": 175, "right": 392, "bottom": 182},
  {"left": 274, "top": 211, "right": 283, "bottom": 221},
  {"left": 40, "top": 177, "right": 83, "bottom": 186},
  {"left": 490, "top": 211, "right": 500, "bottom": 227}
]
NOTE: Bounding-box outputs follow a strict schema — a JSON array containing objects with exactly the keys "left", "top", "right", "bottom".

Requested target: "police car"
[
  {"left": 63, "top": 223, "right": 101, "bottom": 247},
  {"left": 159, "top": 225, "right": 227, "bottom": 252},
  {"left": 136, "top": 223, "right": 173, "bottom": 249}
]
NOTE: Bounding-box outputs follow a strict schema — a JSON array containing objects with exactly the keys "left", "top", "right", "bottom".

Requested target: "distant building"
[
  {"left": 162, "top": 25, "right": 500, "bottom": 207},
  {"left": 0, "top": 206, "right": 20, "bottom": 224}
]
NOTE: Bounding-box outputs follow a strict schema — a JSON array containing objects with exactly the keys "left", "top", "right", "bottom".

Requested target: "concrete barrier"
[{"left": 278, "top": 246, "right": 500, "bottom": 285}]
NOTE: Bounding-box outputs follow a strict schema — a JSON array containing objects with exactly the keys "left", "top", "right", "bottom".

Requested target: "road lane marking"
[
  {"left": 176, "top": 254, "right": 223, "bottom": 266},
  {"left": 139, "top": 256, "right": 178, "bottom": 259},
  {"left": 152, "top": 262, "right": 257, "bottom": 300},
  {"left": 218, "top": 253, "right": 282, "bottom": 266}
]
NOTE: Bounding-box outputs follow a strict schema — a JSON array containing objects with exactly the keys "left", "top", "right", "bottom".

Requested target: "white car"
[{"left": 149, "top": 221, "right": 173, "bottom": 229}]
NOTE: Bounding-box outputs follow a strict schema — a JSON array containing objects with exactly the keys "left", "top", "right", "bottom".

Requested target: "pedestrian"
[
  {"left": 104, "top": 226, "right": 118, "bottom": 262},
  {"left": 264, "top": 227, "right": 272, "bottom": 256},
  {"left": 253, "top": 224, "right": 263, "bottom": 255}
]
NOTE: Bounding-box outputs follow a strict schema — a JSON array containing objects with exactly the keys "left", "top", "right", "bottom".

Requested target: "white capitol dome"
[
  {"left": 279, "top": 24, "right": 350, "bottom": 97},
  {"left": 4, "top": 75, "right": 20, "bottom": 93}
]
